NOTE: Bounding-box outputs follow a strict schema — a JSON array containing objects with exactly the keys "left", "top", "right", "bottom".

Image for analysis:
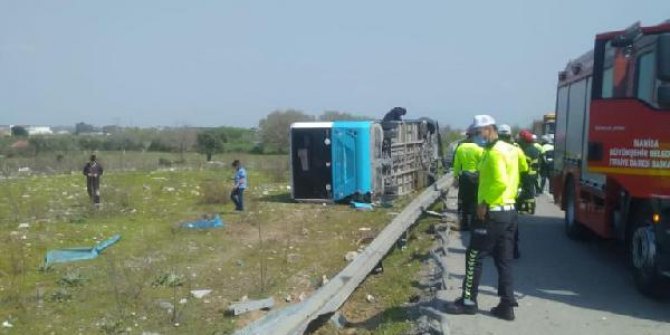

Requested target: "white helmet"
[{"left": 498, "top": 124, "right": 512, "bottom": 136}]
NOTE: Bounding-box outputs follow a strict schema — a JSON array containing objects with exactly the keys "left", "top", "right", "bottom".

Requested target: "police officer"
[
  {"left": 499, "top": 124, "right": 528, "bottom": 259},
  {"left": 452, "top": 126, "right": 484, "bottom": 230},
  {"left": 539, "top": 135, "right": 554, "bottom": 192},
  {"left": 517, "top": 130, "right": 540, "bottom": 214},
  {"left": 445, "top": 115, "right": 520, "bottom": 321}
]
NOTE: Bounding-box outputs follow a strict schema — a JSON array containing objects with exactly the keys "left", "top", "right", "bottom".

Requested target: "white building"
[{"left": 26, "top": 126, "right": 53, "bottom": 135}]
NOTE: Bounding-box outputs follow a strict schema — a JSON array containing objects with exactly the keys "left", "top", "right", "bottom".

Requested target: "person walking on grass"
[
  {"left": 230, "top": 160, "right": 247, "bottom": 211},
  {"left": 83, "top": 154, "right": 103, "bottom": 205}
]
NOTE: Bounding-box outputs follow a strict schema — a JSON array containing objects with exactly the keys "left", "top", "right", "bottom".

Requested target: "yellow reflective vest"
[
  {"left": 478, "top": 140, "right": 520, "bottom": 207},
  {"left": 453, "top": 142, "right": 484, "bottom": 178}
]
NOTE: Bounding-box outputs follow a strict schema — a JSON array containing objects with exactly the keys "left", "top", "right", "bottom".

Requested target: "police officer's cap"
[{"left": 470, "top": 115, "right": 496, "bottom": 129}]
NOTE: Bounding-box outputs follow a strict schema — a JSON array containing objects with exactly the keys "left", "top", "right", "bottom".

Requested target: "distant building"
[{"left": 27, "top": 126, "right": 53, "bottom": 135}]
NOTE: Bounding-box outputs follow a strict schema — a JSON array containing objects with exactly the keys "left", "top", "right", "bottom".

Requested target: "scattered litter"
[
  {"left": 164, "top": 187, "right": 176, "bottom": 192},
  {"left": 298, "top": 292, "right": 306, "bottom": 302},
  {"left": 285, "top": 294, "right": 292, "bottom": 303},
  {"left": 18, "top": 167, "right": 31, "bottom": 173},
  {"left": 190, "top": 289, "right": 212, "bottom": 299},
  {"left": 321, "top": 275, "right": 329, "bottom": 287},
  {"left": 228, "top": 297, "right": 274, "bottom": 316},
  {"left": 2, "top": 320, "right": 12, "bottom": 328},
  {"left": 157, "top": 300, "right": 174, "bottom": 312},
  {"left": 344, "top": 251, "right": 359, "bottom": 262},
  {"left": 365, "top": 294, "right": 375, "bottom": 303},
  {"left": 351, "top": 202, "right": 373, "bottom": 211},
  {"left": 181, "top": 215, "right": 224, "bottom": 229},
  {"left": 18, "top": 223, "right": 30, "bottom": 229},
  {"left": 424, "top": 210, "right": 445, "bottom": 218},
  {"left": 44, "top": 234, "right": 121, "bottom": 267},
  {"left": 179, "top": 298, "right": 188, "bottom": 305},
  {"left": 358, "top": 227, "right": 371, "bottom": 231}
]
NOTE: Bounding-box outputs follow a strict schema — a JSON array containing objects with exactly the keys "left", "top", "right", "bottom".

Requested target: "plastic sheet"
[{"left": 45, "top": 234, "right": 121, "bottom": 267}]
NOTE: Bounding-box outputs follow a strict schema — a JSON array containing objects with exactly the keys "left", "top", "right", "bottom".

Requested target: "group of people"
[
  {"left": 447, "top": 115, "right": 554, "bottom": 321},
  {"left": 82, "top": 155, "right": 248, "bottom": 212}
]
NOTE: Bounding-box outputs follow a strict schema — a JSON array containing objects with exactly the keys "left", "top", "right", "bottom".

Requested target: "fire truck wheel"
[
  {"left": 629, "top": 206, "right": 667, "bottom": 298},
  {"left": 564, "top": 179, "right": 585, "bottom": 239}
]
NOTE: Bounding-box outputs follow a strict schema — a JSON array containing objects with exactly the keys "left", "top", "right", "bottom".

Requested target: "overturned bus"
[{"left": 289, "top": 119, "right": 442, "bottom": 202}]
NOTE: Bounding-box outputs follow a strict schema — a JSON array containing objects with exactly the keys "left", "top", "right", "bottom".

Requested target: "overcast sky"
[{"left": 1, "top": 1, "right": 669, "bottom": 129}]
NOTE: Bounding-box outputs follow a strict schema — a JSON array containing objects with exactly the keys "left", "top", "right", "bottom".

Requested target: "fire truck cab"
[{"left": 551, "top": 21, "right": 670, "bottom": 296}]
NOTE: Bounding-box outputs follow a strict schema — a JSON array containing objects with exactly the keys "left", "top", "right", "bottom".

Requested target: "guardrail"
[{"left": 235, "top": 173, "right": 454, "bottom": 335}]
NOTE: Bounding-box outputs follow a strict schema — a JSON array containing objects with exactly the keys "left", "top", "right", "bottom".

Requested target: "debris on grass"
[
  {"left": 190, "top": 289, "right": 212, "bottom": 299},
  {"left": 227, "top": 297, "right": 274, "bottom": 316},
  {"left": 44, "top": 234, "right": 121, "bottom": 268},
  {"left": 180, "top": 214, "right": 224, "bottom": 229},
  {"left": 350, "top": 202, "right": 373, "bottom": 211},
  {"left": 365, "top": 294, "right": 375, "bottom": 303}
]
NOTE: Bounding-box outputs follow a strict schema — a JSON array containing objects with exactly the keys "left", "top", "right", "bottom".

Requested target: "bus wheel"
[
  {"left": 564, "top": 179, "right": 585, "bottom": 239},
  {"left": 629, "top": 207, "right": 666, "bottom": 297}
]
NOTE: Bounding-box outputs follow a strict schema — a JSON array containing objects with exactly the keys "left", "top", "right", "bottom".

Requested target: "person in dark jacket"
[
  {"left": 83, "top": 154, "right": 103, "bottom": 204},
  {"left": 382, "top": 107, "right": 407, "bottom": 122}
]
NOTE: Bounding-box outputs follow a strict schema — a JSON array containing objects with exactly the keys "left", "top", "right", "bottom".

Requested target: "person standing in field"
[
  {"left": 231, "top": 160, "right": 247, "bottom": 211},
  {"left": 83, "top": 154, "right": 103, "bottom": 204}
]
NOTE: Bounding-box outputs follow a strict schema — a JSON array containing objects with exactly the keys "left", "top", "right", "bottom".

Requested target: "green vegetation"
[{"left": 0, "top": 153, "right": 401, "bottom": 334}]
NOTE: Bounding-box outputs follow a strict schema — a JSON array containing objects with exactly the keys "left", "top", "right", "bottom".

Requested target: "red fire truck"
[{"left": 551, "top": 20, "right": 670, "bottom": 296}]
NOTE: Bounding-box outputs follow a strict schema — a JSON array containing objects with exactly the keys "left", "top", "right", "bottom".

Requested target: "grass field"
[
  {"left": 0, "top": 152, "right": 398, "bottom": 334},
  {"left": 0, "top": 151, "right": 441, "bottom": 334}
]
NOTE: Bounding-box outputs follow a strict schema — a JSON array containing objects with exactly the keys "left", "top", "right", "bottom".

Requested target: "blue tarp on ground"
[
  {"left": 45, "top": 234, "right": 121, "bottom": 267},
  {"left": 181, "top": 215, "right": 224, "bottom": 229},
  {"left": 351, "top": 202, "right": 374, "bottom": 211}
]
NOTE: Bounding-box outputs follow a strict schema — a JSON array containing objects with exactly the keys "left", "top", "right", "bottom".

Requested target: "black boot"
[
  {"left": 444, "top": 297, "right": 478, "bottom": 315},
  {"left": 491, "top": 303, "right": 515, "bottom": 321}
]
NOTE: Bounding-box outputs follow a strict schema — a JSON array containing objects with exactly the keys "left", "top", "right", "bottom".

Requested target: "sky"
[{"left": 1, "top": 1, "right": 669, "bottom": 129}]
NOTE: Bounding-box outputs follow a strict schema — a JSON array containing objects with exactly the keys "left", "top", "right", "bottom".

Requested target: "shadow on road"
[{"left": 463, "top": 210, "right": 670, "bottom": 323}]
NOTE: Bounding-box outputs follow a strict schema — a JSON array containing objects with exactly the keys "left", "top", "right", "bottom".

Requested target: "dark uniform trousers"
[
  {"left": 462, "top": 210, "right": 518, "bottom": 305},
  {"left": 458, "top": 172, "right": 479, "bottom": 228}
]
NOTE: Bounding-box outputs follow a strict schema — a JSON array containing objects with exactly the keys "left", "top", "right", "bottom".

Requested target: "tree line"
[{"left": 1, "top": 110, "right": 371, "bottom": 160}]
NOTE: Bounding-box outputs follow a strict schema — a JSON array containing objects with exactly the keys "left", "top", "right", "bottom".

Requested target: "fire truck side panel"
[{"left": 587, "top": 99, "right": 670, "bottom": 198}]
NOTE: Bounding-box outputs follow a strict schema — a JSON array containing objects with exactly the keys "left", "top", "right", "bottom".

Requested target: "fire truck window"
[
  {"left": 602, "top": 67, "right": 614, "bottom": 98},
  {"left": 636, "top": 52, "right": 656, "bottom": 104}
]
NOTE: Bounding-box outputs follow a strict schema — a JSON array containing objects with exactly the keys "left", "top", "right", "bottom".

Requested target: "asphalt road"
[{"left": 442, "top": 193, "right": 670, "bottom": 335}]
